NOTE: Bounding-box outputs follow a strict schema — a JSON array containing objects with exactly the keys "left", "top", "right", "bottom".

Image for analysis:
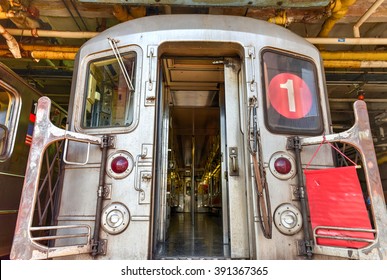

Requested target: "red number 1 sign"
[{"left": 268, "top": 73, "right": 312, "bottom": 119}]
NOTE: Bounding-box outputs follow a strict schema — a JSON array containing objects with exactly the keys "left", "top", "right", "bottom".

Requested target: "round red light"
[
  {"left": 111, "top": 156, "right": 129, "bottom": 174},
  {"left": 274, "top": 157, "right": 292, "bottom": 175}
]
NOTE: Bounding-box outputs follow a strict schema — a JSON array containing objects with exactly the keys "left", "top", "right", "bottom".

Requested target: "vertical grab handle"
[
  {"left": 229, "top": 147, "right": 239, "bottom": 176},
  {"left": 248, "top": 47, "right": 256, "bottom": 92},
  {"left": 148, "top": 47, "right": 155, "bottom": 91}
]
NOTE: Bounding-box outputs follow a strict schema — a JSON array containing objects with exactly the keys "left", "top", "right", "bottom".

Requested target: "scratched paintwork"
[{"left": 10, "top": 97, "right": 101, "bottom": 259}]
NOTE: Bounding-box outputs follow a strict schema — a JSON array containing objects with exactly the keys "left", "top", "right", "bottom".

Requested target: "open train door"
[
  {"left": 152, "top": 53, "right": 251, "bottom": 259},
  {"left": 220, "top": 58, "right": 250, "bottom": 259}
]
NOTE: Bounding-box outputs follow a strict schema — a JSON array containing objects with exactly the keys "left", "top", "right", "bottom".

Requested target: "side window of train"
[
  {"left": 261, "top": 49, "right": 323, "bottom": 135},
  {"left": 0, "top": 82, "right": 20, "bottom": 161},
  {"left": 82, "top": 51, "right": 137, "bottom": 129}
]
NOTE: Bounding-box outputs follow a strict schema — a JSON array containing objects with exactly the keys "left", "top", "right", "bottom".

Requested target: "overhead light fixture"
[{"left": 171, "top": 91, "right": 217, "bottom": 107}]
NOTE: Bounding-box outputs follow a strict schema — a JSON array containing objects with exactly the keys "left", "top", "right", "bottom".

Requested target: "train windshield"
[
  {"left": 262, "top": 50, "right": 323, "bottom": 135},
  {"left": 82, "top": 52, "right": 137, "bottom": 128}
]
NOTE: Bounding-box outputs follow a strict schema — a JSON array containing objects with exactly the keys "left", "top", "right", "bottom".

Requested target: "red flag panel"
[{"left": 304, "top": 166, "right": 374, "bottom": 248}]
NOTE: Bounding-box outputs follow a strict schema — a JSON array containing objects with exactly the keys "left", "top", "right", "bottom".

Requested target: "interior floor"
[{"left": 155, "top": 212, "right": 227, "bottom": 259}]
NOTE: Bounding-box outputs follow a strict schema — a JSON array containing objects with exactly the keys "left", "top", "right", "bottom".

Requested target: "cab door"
[{"left": 221, "top": 58, "right": 250, "bottom": 258}]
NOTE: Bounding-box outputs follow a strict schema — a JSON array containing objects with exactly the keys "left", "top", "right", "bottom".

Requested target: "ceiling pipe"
[
  {"left": 0, "top": 10, "right": 15, "bottom": 19},
  {"left": 112, "top": 4, "right": 134, "bottom": 22},
  {"left": 31, "top": 51, "right": 76, "bottom": 60},
  {"left": 1, "top": 42, "right": 387, "bottom": 66},
  {"left": 6, "top": 28, "right": 98, "bottom": 38},
  {"left": 3, "top": 45, "right": 387, "bottom": 61},
  {"left": 0, "top": 49, "right": 76, "bottom": 59},
  {"left": 318, "top": 0, "right": 357, "bottom": 37},
  {"left": 4, "top": 28, "right": 387, "bottom": 46},
  {"left": 22, "top": 45, "right": 79, "bottom": 52},
  {"left": 0, "top": 44, "right": 79, "bottom": 52},
  {"left": 306, "top": 37, "right": 387, "bottom": 45},
  {"left": 0, "top": 44, "right": 78, "bottom": 59},
  {"left": 112, "top": 5, "right": 146, "bottom": 22},
  {"left": 323, "top": 60, "right": 387, "bottom": 68},
  {"left": 2, "top": 48, "right": 386, "bottom": 68},
  {"left": 0, "top": 24, "right": 21, "bottom": 58},
  {"left": 321, "top": 51, "right": 387, "bottom": 60},
  {"left": 330, "top": 98, "right": 387, "bottom": 102},
  {"left": 2, "top": 30, "right": 386, "bottom": 55},
  {"left": 353, "top": 0, "right": 385, "bottom": 38},
  {"left": 377, "top": 153, "right": 387, "bottom": 165},
  {"left": 268, "top": 10, "right": 292, "bottom": 26}
]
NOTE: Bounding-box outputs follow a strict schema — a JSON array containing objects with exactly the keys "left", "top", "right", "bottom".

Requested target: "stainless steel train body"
[
  {"left": 0, "top": 62, "right": 66, "bottom": 257},
  {"left": 10, "top": 15, "right": 387, "bottom": 260}
]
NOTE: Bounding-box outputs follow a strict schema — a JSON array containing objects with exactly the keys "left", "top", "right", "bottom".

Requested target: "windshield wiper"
[{"left": 108, "top": 37, "right": 135, "bottom": 92}]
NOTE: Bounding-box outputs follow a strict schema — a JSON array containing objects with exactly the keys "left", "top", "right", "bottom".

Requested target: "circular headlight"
[
  {"left": 280, "top": 210, "right": 298, "bottom": 229},
  {"left": 101, "top": 202, "right": 130, "bottom": 235},
  {"left": 274, "top": 203, "right": 302, "bottom": 235}
]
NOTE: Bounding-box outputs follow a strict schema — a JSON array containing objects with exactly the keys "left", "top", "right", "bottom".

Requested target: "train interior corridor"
[{"left": 154, "top": 54, "right": 229, "bottom": 259}]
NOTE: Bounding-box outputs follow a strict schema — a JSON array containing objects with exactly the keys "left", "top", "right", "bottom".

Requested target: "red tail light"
[
  {"left": 107, "top": 151, "right": 134, "bottom": 179},
  {"left": 269, "top": 152, "right": 296, "bottom": 180},
  {"left": 111, "top": 156, "right": 129, "bottom": 174},
  {"left": 274, "top": 157, "right": 292, "bottom": 175}
]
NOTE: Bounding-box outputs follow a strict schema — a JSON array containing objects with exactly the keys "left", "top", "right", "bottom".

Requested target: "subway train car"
[
  {"left": 0, "top": 62, "right": 66, "bottom": 257},
  {"left": 10, "top": 15, "right": 387, "bottom": 260}
]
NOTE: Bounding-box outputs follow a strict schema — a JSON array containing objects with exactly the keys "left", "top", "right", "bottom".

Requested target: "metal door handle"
[{"left": 229, "top": 147, "right": 239, "bottom": 176}]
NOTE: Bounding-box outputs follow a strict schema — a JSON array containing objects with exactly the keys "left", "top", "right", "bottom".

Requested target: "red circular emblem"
[{"left": 268, "top": 73, "right": 312, "bottom": 119}]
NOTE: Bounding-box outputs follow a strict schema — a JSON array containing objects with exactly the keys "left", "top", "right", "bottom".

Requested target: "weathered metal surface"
[
  {"left": 301, "top": 100, "right": 387, "bottom": 260},
  {"left": 223, "top": 59, "right": 249, "bottom": 258},
  {"left": 10, "top": 97, "right": 101, "bottom": 259}
]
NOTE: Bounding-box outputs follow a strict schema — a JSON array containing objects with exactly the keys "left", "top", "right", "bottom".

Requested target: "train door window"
[
  {"left": 0, "top": 82, "right": 20, "bottom": 161},
  {"left": 261, "top": 49, "right": 323, "bottom": 135},
  {"left": 82, "top": 51, "right": 137, "bottom": 129}
]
